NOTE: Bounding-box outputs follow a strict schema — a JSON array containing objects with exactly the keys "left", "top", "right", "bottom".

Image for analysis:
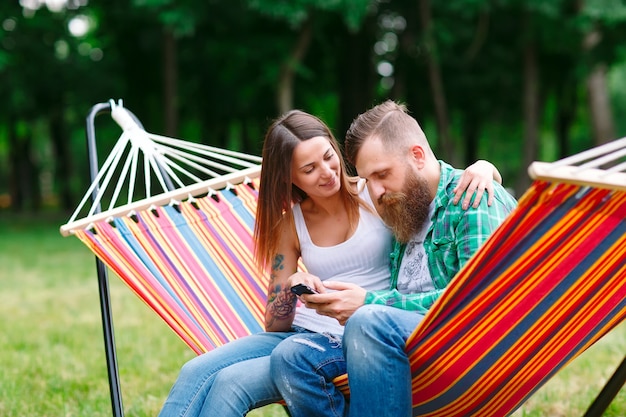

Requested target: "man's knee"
[{"left": 345, "top": 304, "right": 391, "bottom": 337}]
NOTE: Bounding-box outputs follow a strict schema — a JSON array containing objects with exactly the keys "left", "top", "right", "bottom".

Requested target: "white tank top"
[{"left": 291, "top": 182, "right": 392, "bottom": 335}]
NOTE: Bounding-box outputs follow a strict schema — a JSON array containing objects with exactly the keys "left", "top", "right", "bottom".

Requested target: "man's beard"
[{"left": 377, "top": 170, "right": 432, "bottom": 244}]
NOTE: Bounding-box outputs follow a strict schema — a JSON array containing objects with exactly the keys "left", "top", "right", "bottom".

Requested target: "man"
[{"left": 339, "top": 99, "right": 517, "bottom": 416}]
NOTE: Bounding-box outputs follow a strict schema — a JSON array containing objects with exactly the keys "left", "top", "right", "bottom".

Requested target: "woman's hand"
[
  {"left": 288, "top": 271, "right": 325, "bottom": 294},
  {"left": 452, "top": 160, "right": 503, "bottom": 209}
]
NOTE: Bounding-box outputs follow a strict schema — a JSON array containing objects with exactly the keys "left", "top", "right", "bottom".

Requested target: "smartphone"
[{"left": 290, "top": 283, "right": 318, "bottom": 296}]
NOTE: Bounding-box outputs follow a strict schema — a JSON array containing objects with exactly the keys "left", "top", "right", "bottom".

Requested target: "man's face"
[
  {"left": 377, "top": 167, "right": 431, "bottom": 243},
  {"left": 354, "top": 137, "right": 407, "bottom": 203},
  {"left": 355, "top": 137, "right": 431, "bottom": 243}
]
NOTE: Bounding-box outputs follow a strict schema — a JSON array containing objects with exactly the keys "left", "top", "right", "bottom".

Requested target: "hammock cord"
[
  {"left": 553, "top": 136, "right": 626, "bottom": 167},
  {"left": 68, "top": 137, "right": 129, "bottom": 222},
  {"left": 109, "top": 136, "right": 136, "bottom": 211},
  {"left": 66, "top": 101, "right": 263, "bottom": 228}
]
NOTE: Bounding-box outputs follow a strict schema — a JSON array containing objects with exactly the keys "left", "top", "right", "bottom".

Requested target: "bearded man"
[{"left": 340, "top": 100, "right": 518, "bottom": 417}]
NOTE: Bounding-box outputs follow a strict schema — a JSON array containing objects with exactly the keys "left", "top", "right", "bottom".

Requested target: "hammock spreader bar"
[{"left": 62, "top": 101, "right": 626, "bottom": 417}]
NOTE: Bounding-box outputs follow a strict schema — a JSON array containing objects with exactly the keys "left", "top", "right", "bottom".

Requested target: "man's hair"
[{"left": 344, "top": 100, "right": 428, "bottom": 165}]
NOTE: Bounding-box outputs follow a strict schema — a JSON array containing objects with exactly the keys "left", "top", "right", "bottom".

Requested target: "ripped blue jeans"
[
  {"left": 270, "top": 330, "right": 346, "bottom": 417},
  {"left": 158, "top": 327, "right": 343, "bottom": 417}
]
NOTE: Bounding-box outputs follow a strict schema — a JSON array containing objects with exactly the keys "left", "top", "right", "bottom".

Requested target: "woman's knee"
[
  {"left": 210, "top": 364, "right": 241, "bottom": 393},
  {"left": 214, "top": 356, "right": 271, "bottom": 391},
  {"left": 271, "top": 333, "right": 341, "bottom": 377},
  {"left": 178, "top": 352, "right": 211, "bottom": 378},
  {"left": 270, "top": 337, "right": 308, "bottom": 374}
]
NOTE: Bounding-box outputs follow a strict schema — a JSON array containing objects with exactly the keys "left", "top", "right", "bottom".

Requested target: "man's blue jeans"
[
  {"left": 158, "top": 328, "right": 343, "bottom": 417},
  {"left": 343, "top": 304, "right": 424, "bottom": 417}
]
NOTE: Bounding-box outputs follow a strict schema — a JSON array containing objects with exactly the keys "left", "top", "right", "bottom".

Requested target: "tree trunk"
[
  {"left": 586, "top": 63, "right": 615, "bottom": 145},
  {"left": 579, "top": 0, "right": 616, "bottom": 146},
  {"left": 7, "top": 116, "right": 22, "bottom": 211},
  {"left": 49, "top": 108, "right": 73, "bottom": 210},
  {"left": 337, "top": 19, "right": 377, "bottom": 140},
  {"left": 555, "top": 73, "right": 576, "bottom": 159},
  {"left": 464, "top": 113, "right": 480, "bottom": 166},
  {"left": 418, "top": 0, "right": 454, "bottom": 163},
  {"left": 163, "top": 28, "right": 179, "bottom": 137},
  {"left": 27, "top": 132, "right": 41, "bottom": 211},
  {"left": 518, "top": 19, "right": 540, "bottom": 195},
  {"left": 277, "top": 18, "right": 313, "bottom": 114},
  {"left": 391, "top": 0, "right": 418, "bottom": 103},
  {"left": 8, "top": 119, "right": 40, "bottom": 211}
]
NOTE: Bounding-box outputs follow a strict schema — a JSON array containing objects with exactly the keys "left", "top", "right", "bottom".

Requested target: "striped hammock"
[{"left": 61, "top": 101, "right": 626, "bottom": 417}]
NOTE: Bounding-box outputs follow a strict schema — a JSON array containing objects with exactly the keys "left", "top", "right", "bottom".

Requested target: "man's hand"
[{"left": 300, "top": 281, "right": 367, "bottom": 325}]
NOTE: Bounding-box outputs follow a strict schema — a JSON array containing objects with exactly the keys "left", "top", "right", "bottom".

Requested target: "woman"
[{"left": 158, "top": 110, "right": 499, "bottom": 416}]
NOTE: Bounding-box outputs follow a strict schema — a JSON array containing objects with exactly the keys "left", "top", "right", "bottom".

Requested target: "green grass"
[{"left": 0, "top": 213, "right": 623, "bottom": 416}]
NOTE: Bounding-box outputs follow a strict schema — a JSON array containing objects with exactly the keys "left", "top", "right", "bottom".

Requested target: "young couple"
[{"left": 158, "top": 100, "right": 517, "bottom": 417}]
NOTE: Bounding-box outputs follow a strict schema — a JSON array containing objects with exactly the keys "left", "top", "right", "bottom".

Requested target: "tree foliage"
[{"left": 2, "top": 0, "right": 626, "bottom": 212}]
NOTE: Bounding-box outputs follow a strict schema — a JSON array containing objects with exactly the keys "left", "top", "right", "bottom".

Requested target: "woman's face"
[{"left": 291, "top": 136, "right": 341, "bottom": 198}]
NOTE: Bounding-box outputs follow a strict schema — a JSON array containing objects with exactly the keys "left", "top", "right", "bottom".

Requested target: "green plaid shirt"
[{"left": 364, "top": 161, "right": 518, "bottom": 314}]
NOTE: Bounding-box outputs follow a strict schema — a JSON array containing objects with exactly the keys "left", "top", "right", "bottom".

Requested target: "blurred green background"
[
  {"left": 1, "top": 0, "right": 625, "bottom": 416},
  {"left": 2, "top": 0, "right": 626, "bottom": 213}
]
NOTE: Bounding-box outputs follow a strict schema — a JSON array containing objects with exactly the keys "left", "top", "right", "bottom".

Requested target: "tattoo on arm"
[
  {"left": 271, "top": 254, "right": 285, "bottom": 274},
  {"left": 267, "top": 285, "right": 296, "bottom": 326},
  {"left": 266, "top": 254, "right": 296, "bottom": 327}
]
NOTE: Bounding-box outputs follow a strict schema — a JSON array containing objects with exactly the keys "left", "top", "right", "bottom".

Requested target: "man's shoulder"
[
  {"left": 439, "top": 160, "right": 516, "bottom": 207},
  {"left": 433, "top": 161, "right": 459, "bottom": 207},
  {"left": 437, "top": 161, "right": 467, "bottom": 194}
]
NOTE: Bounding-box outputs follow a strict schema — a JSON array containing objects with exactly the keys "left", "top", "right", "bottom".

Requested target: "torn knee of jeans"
[
  {"left": 322, "top": 332, "right": 342, "bottom": 349},
  {"left": 292, "top": 338, "right": 326, "bottom": 351}
]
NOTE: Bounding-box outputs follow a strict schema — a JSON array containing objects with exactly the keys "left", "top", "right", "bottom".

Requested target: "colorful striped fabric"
[
  {"left": 403, "top": 180, "right": 626, "bottom": 416},
  {"left": 72, "top": 178, "right": 625, "bottom": 415},
  {"left": 74, "top": 179, "right": 268, "bottom": 355}
]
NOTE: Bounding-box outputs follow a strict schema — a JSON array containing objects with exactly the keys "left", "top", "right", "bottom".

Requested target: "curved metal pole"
[
  {"left": 84, "top": 101, "right": 176, "bottom": 417},
  {"left": 85, "top": 101, "right": 124, "bottom": 417}
]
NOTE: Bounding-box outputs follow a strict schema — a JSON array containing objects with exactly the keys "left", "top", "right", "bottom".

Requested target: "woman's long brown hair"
[{"left": 253, "top": 110, "right": 362, "bottom": 271}]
